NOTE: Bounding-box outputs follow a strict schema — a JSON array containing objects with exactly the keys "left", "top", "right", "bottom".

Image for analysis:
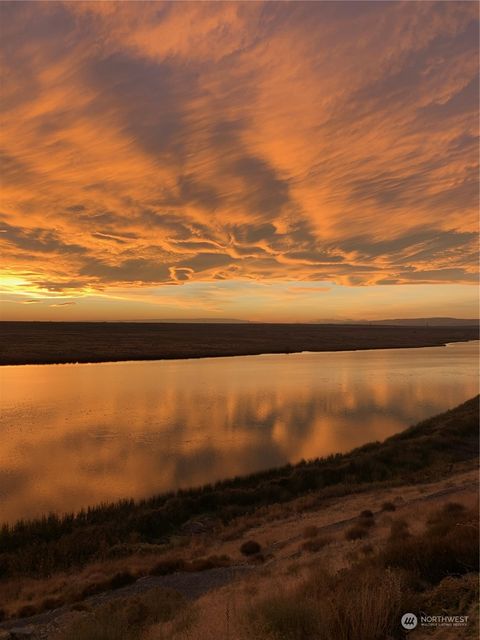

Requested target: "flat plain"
[{"left": 0, "top": 321, "right": 478, "bottom": 365}]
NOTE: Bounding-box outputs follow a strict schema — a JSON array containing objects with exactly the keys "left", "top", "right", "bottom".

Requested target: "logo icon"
[{"left": 401, "top": 613, "right": 418, "bottom": 630}]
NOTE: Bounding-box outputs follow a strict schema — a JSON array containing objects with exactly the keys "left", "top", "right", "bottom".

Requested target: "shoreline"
[
  {"left": 1, "top": 337, "right": 477, "bottom": 368},
  {"left": 0, "top": 322, "right": 478, "bottom": 366}
]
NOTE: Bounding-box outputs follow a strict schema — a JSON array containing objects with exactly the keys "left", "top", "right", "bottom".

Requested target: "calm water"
[{"left": 0, "top": 341, "right": 478, "bottom": 523}]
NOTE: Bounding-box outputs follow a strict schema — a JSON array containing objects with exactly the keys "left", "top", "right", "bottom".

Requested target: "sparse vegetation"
[{"left": 56, "top": 587, "right": 185, "bottom": 640}]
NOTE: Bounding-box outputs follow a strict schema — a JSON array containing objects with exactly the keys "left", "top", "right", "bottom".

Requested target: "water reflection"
[{"left": 0, "top": 342, "right": 478, "bottom": 523}]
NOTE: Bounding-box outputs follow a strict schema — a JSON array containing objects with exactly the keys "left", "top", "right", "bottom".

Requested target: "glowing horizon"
[{"left": 0, "top": 1, "right": 478, "bottom": 321}]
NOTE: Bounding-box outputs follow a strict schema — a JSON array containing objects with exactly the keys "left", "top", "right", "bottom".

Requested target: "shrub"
[
  {"left": 358, "top": 516, "right": 375, "bottom": 528},
  {"left": 420, "top": 574, "right": 479, "bottom": 615},
  {"left": 109, "top": 571, "right": 136, "bottom": 589},
  {"left": 301, "top": 536, "right": 333, "bottom": 553},
  {"left": 149, "top": 557, "right": 186, "bottom": 576},
  {"left": 360, "top": 544, "right": 374, "bottom": 556},
  {"left": 380, "top": 501, "right": 396, "bottom": 512},
  {"left": 426, "top": 502, "right": 467, "bottom": 536},
  {"left": 16, "top": 604, "right": 37, "bottom": 618},
  {"left": 244, "top": 564, "right": 402, "bottom": 640},
  {"left": 240, "top": 540, "right": 261, "bottom": 556},
  {"left": 360, "top": 510, "right": 374, "bottom": 519},
  {"left": 381, "top": 507, "right": 478, "bottom": 585},
  {"left": 345, "top": 525, "right": 369, "bottom": 541},
  {"left": 388, "top": 519, "right": 410, "bottom": 542},
  {"left": 40, "top": 596, "right": 64, "bottom": 612}
]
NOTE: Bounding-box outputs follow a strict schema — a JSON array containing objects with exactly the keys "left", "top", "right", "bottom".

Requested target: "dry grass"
[
  {"left": 243, "top": 563, "right": 402, "bottom": 640},
  {"left": 301, "top": 536, "right": 333, "bottom": 553},
  {"left": 302, "top": 525, "right": 319, "bottom": 539},
  {"left": 41, "top": 487, "right": 478, "bottom": 640},
  {"left": 0, "top": 547, "right": 234, "bottom": 620},
  {"left": 54, "top": 588, "right": 185, "bottom": 640},
  {"left": 381, "top": 503, "right": 479, "bottom": 585}
]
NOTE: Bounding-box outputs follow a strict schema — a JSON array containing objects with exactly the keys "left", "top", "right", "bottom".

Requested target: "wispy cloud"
[{"left": 0, "top": 1, "right": 477, "bottom": 318}]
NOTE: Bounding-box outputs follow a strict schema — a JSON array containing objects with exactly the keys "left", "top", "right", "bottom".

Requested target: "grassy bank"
[
  {"left": 6, "top": 470, "right": 477, "bottom": 637},
  {"left": 47, "top": 502, "right": 479, "bottom": 640},
  {"left": 0, "top": 396, "right": 477, "bottom": 580},
  {"left": 0, "top": 321, "right": 478, "bottom": 365}
]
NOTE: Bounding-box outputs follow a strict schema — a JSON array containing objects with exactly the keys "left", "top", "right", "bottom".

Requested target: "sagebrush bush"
[
  {"left": 301, "top": 536, "right": 333, "bottom": 553},
  {"left": 360, "top": 510, "right": 374, "bottom": 519},
  {"left": 381, "top": 506, "right": 478, "bottom": 584},
  {"left": 244, "top": 563, "right": 402, "bottom": 640},
  {"left": 15, "top": 604, "right": 37, "bottom": 618},
  {"left": 240, "top": 540, "right": 261, "bottom": 556},
  {"left": 345, "top": 525, "right": 369, "bottom": 541},
  {"left": 420, "top": 573, "right": 479, "bottom": 615},
  {"left": 388, "top": 518, "right": 411, "bottom": 542},
  {"left": 149, "top": 557, "right": 186, "bottom": 576},
  {"left": 381, "top": 501, "right": 396, "bottom": 512}
]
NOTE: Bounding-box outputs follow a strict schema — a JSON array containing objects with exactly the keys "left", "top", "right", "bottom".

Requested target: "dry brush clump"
[
  {"left": 301, "top": 535, "right": 333, "bottom": 553},
  {"left": 380, "top": 502, "right": 479, "bottom": 585},
  {"left": 381, "top": 501, "right": 396, "bottom": 512},
  {"left": 244, "top": 563, "right": 402, "bottom": 640},
  {"left": 240, "top": 540, "right": 262, "bottom": 557}
]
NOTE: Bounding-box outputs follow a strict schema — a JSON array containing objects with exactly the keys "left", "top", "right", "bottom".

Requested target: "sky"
[{"left": 0, "top": 1, "right": 478, "bottom": 322}]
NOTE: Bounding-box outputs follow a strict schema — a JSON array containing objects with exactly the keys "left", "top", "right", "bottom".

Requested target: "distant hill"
[
  {"left": 313, "top": 317, "right": 478, "bottom": 326},
  {"left": 107, "top": 317, "right": 479, "bottom": 326},
  {"left": 130, "top": 318, "right": 251, "bottom": 324},
  {"left": 366, "top": 318, "right": 479, "bottom": 326}
]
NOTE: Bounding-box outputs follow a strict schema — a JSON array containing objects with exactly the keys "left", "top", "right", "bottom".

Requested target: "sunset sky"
[{"left": 1, "top": 1, "right": 478, "bottom": 322}]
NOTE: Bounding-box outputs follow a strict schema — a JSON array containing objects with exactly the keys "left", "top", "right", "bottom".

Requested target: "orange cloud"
[{"left": 0, "top": 1, "right": 478, "bottom": 316}]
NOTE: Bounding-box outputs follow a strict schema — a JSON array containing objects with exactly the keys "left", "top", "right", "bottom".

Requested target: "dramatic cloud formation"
[{"left": 0, "top": 1, "right": 478, "bottom": 319}]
